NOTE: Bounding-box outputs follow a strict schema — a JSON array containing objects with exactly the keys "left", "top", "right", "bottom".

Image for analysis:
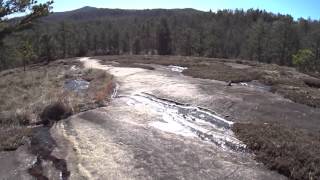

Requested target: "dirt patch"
[{"left": 233, "top": 123, "right": 320, "bottom": 180}]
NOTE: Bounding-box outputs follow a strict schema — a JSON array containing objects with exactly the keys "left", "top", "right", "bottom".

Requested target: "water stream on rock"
[{"left": 118, "top": 92, "right": 246, "bottom": 152}]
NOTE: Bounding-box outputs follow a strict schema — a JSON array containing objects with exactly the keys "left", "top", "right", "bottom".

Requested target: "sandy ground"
[{"left": 49, "top": 57, "right": 287, "bottom": 179}]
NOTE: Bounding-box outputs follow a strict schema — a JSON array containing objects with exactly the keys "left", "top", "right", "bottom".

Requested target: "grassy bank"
[
  {"left": 0, "top": 59, "right": 113, "bottom": 151},
  {"left": 233, "top": 123, "right": 320, "bottom": 180}
]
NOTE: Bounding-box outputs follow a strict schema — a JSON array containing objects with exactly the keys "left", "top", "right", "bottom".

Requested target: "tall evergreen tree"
[
  {"left": 1, "top": 7, "right": 320, "bottom": 72},
  {"left": 57, "top": 22, "right": 69, "bottom": 58},
  {"left": 246, "top": 19, "right": 268, "bottom": 62},
  {"left": 20, "top": 38, "right": 35, "bottom": 71},
  {"left": 0, "top": 0, "right": 53, "bottom": 43},
  {"left": 157, "top": 18, "right": 172, "bottom": 55},
  {"left": 133, "top": 38, "right": 141, "bottom": 55},
  {"left": 40, "top": 33, "right": 54, "bottom": 63}
]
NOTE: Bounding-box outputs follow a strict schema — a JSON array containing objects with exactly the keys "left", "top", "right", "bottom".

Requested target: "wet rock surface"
[
  {"left": 54, "top": 104, "right": 284, "bottom": 179},
  {"left": 28, "top": 127, "right": 70, "bottom": 180},
  {"left": 47, "top": 57, "right": 288, "bottom": 179},
  {"left": 123, "top": 93, "right": 245, "bottom": 152},
  {"left": 4, "top": 56, "right": 320, "bottom": 179}
]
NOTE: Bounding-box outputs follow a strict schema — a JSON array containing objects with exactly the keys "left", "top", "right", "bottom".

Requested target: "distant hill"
[
  {"left": 2, "top": 6, "right": 320, "bottom": 74},
  {"left": 42, "top": 6, "right": 203, "bottom": 22}
]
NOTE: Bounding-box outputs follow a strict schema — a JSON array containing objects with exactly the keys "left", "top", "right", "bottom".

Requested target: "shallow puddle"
[
  {"left": 237, "top": 80, "right": 271, "bottom": 92},
  {"left": 168, "top": 65, "right": 188, "bottom": 73},
  {"left": 64, "top": 79, "right": 90, "bottom": 93}
]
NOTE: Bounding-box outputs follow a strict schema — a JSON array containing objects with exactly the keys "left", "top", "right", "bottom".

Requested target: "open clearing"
[
  {"left": 0, "top": 56, "right": 319, "bottom": 179},
  {"left": 96, "top": 55, "right": 320, "bottom": 179}
]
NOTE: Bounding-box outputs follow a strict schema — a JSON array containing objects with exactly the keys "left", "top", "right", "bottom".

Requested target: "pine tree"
[
  {"left": 246, "top": 19, "right": 268, "bottom": 62},
  {"left": 121, "top": 32, "right": 130, "bottom": 54},
  {"left": 157, "top": 18, "right": 172, "bottom": 55},
  {"left": 93, "top": 34, "right": 98, "bottom": 55},
  {"left": 20, "top": 39, "right": 35, "bottom": 71},
  {"left": 133, "top": 38, "right": 141, "bottom": 55},
  {"left": 40, "top": 33, "right": 54, "bottom": 63},
  {"left": 0, "top": 0, "right": 53, "bottom": 43},
  {"left": 57, "top": 22, "right": 69, "bottom": 58},
  {"left": 0, "top": 0, "right": 53, "bottom": 68},
  {"left": 100, "top": 31, "right": 108, "bottom": 54}
]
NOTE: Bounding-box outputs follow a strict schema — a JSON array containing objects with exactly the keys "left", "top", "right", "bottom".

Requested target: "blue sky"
[{"left": 45, "top": 0, "right": 319, "bottom": 20}]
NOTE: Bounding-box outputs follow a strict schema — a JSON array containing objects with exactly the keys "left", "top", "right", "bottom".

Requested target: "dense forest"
[{"left": 1, "top": 6, "right": 320, "bottom": 72}]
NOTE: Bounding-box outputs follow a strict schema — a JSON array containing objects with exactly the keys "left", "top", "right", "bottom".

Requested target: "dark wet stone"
[{"left": 29, "top": 127, "right": 70, "bottom": 180}]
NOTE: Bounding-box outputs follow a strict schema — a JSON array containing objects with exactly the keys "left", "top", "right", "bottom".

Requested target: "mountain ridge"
[{"left": 43, "top": 6, "right": 203, "bottom": 22}]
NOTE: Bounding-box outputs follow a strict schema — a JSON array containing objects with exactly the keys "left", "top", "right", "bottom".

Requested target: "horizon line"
[{"left": 51, "top": 6, "right": 317, "bottom": 21}]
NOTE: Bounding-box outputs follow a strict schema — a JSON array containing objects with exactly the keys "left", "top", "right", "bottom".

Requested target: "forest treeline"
[{"left": 1, "top": 7, "right": 320, "bottom": 72}]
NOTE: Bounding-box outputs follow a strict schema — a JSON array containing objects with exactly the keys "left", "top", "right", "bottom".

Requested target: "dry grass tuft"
[
  {"left": 84, "top": 69, "right": 114, "bottom": 104},
  {"left": 0, "top": 127, "right": 33, "bottom": 151},
  {"left": 233, "top": 123, "right": 320, "bottom": 180},
  {"left": 0, "top": 59, "right": 113, "bottom": 151}
]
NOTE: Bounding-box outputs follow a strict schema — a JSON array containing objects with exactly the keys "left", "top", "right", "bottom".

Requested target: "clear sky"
[{"left": 45, "top": 0, "right": 319, "bottom": 20}]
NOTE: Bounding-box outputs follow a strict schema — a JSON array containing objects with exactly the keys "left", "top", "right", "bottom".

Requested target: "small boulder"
[{"left": 227, "top": 81, "right": 233, "bottom": 86}]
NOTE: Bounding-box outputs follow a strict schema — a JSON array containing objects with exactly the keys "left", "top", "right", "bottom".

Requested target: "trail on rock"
[{"left": 51, "top": 57, "right": 285, "bottom": 180}]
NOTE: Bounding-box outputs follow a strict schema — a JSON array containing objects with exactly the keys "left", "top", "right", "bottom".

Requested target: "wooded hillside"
[{"left": 1, "top": 7, "right": 320, "bottom": 72}]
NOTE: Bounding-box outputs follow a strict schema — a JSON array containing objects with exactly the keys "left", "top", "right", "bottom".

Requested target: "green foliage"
[
  {"left": 132, "top": 38, "right": 141, "bottom": 55},
  {"left": 157, "top": 18, "right": 172, "bottom": 55},
  {"left": 245, "top": 19, "right": 268, "bottom": 62},
  {"left": 20, "top": 39, "right": 36, "bottom": 71},
  {"left": 293, "top": 49, "right": 315, "bottom": 71},
  {"left": 0, "top": 43, "right": 20, "bottom": 70},
  {"left": 39, "top": 33, "right": 55, "bottom": 62},
  {"left": 0, "top": 0, "right": 53, "bottom": 42},
  {"left": 0, "top": 0, "right": 53, "bottom": 69},
  {"left": 56, "top": 21, "right": 70, "bottom": 58},
  {"left": 1, "top": 7, "right": 320, "bottom": 72}
]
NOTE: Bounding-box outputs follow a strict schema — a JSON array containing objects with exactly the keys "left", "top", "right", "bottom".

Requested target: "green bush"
[{"left": 292, "top": 49, "right": 315, "bottom": 71}]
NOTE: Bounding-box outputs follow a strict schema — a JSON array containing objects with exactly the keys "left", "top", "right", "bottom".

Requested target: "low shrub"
[{"left": 40, "top": 101, "right": 73, "bottom": 126}]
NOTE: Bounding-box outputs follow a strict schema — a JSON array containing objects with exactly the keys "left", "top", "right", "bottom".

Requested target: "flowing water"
[{"left": 120, "top": 92, "right": 246, "bottom": 152}]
